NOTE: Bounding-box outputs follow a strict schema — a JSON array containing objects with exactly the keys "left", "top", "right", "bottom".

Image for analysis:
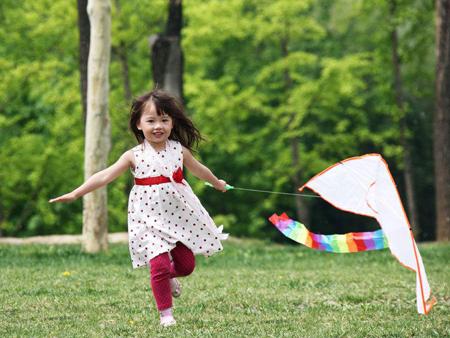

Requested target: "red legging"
[{"left": 149, "top": 242, "right": 195, "bottom": 310}]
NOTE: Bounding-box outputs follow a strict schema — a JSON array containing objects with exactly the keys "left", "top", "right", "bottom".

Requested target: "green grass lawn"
[{"left": 0, "top": 238, "right": 449, "bottom": 337}]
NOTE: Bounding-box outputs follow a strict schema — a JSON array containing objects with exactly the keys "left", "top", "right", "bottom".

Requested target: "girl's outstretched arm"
[
  {"left": 182, "top": 146, "right": 227, "bottom": 192},
  {"left": 49, "top": 150, "right": 135, "bottom": 203}
]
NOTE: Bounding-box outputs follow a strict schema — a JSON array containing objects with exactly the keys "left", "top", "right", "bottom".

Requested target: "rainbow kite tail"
[{"left": 269, "top": 213, "right": 388, "bottom": 253}]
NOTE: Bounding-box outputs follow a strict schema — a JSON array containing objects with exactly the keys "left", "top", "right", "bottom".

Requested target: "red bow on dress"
[
  {"left": 134, "top": 167, "right": 185, "bottom": 186},
  {"left": 172, "top": 167, "right": 184, "bottom": 184}
]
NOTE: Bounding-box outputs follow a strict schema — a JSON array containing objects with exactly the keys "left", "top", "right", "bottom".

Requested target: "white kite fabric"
[{"left": 300, "top": 153, "right": 435, "bottom": 314}]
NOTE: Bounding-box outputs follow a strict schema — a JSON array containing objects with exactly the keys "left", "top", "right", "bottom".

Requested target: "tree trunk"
[
  {"left": 281, "top": 35, "right": 310, "bottom": 225},
  {"left": 77, "top": 0, "right": 90, "bottom": 128},
  {"left": 434, "top": 0, "right": 450, "bottom": 241},
  {"left": 113, "top": 0, "right": 132, "bottom": 102},
  {"left": 389, "top": 0, "right": 420, "bottom": 237},
  {"left": 118, "top": 40, "right": 132, "bottom": 102},
  {"left": 291, "top": 137, "right": 310, "bottom": 224},
  {"left": 83, "top": 0, "right": 112, "bottom": 253},
  {"left": 149, "top": 0, "right": 183, "bottom": 100}
]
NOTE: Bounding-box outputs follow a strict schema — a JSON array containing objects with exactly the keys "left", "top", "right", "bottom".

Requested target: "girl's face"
[{"left": 137, "top": 100, "right": 173, "bottom": 150}]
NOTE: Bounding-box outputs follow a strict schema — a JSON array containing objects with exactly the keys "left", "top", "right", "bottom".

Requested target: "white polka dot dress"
[{"left": 127, "top": 139, "right": 228, "bottom": 269}]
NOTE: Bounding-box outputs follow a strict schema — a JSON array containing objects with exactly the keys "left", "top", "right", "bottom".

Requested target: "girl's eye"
[{"left": 147, "top": 120, "right": 154, "bottom": 123}]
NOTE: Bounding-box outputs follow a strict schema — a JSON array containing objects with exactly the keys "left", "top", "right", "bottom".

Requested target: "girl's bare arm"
[
  {"left": 182, "top": 146, "right": 227, "bottom": 192},
  {"left": 49, "top": 150, "right": 135, "bottom": 203}
]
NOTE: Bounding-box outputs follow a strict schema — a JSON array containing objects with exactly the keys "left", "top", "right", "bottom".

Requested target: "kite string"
[
  {"left": 226, "top": 186, "right": 321, "bottom": 198},
  {"left": 204, "top": 182, "right": 318, "bottom": 197}
]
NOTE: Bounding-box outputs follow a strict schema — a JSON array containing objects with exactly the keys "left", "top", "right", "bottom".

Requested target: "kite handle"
[{"left": 205, "top": 182, "right": 234, "bottom": 191}]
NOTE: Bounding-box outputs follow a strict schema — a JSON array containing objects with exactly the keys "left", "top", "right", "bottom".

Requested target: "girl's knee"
[{"left": 177, "top": 257, "right": 195, "bottom": 276}]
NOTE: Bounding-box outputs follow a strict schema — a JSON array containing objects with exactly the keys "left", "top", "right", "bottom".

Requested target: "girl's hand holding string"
[{"left": 213, "top": 179, "right": 228, "bottom": 192}]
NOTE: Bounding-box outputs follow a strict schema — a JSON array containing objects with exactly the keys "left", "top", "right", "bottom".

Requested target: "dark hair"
[{"left": 129, "top": 89, "right": 203, "bottom": 152}]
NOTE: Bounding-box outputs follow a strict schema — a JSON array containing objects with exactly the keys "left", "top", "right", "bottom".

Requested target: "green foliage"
[
  {"left": 183, "top": 0, "right": 434, "bottom": 238},
  {"left": 0, "top": 240, "right": 449, "bottom": 336},
  {"left": 0, "top": 0, "right": 436, "bottom": 239},
  {"left": 0, "top": 0, "right": 165, "bottom": 236}
]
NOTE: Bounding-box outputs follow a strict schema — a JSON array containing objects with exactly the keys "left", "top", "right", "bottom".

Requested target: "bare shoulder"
[
  {"left": 121, "top": 149, "right": 135, "bottom": 169},
  {"left": 99, "top": 149, "right": 135, "bottom": 183},
  {"left": 181, "top": 146, "right": 193, "bottom": 159}
]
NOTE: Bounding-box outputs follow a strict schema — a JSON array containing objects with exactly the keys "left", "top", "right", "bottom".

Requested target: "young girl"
[{"left": 49, "top": 89, "right": 228, "bottom": 327}]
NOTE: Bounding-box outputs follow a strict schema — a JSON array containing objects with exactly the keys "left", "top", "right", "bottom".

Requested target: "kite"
[{"left": 269, "top": 154, "right": 435, "bottom": 314}]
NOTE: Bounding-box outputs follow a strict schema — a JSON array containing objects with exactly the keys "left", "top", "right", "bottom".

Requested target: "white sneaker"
[
  {"left": 160, "top": 315, "right": 176, "bottom": 327},
  {"left": 170, "top": 278, "right": 181, "bottom": 298}
]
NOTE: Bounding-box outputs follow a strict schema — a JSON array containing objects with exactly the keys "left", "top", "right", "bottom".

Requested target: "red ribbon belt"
[{"left": 134, "top": 167, "right": 185, "bottom": 186}]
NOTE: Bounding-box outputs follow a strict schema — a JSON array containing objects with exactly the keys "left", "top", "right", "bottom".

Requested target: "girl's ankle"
[{"left": 160, "top": 307, "right": 173, "bottom": 318}]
